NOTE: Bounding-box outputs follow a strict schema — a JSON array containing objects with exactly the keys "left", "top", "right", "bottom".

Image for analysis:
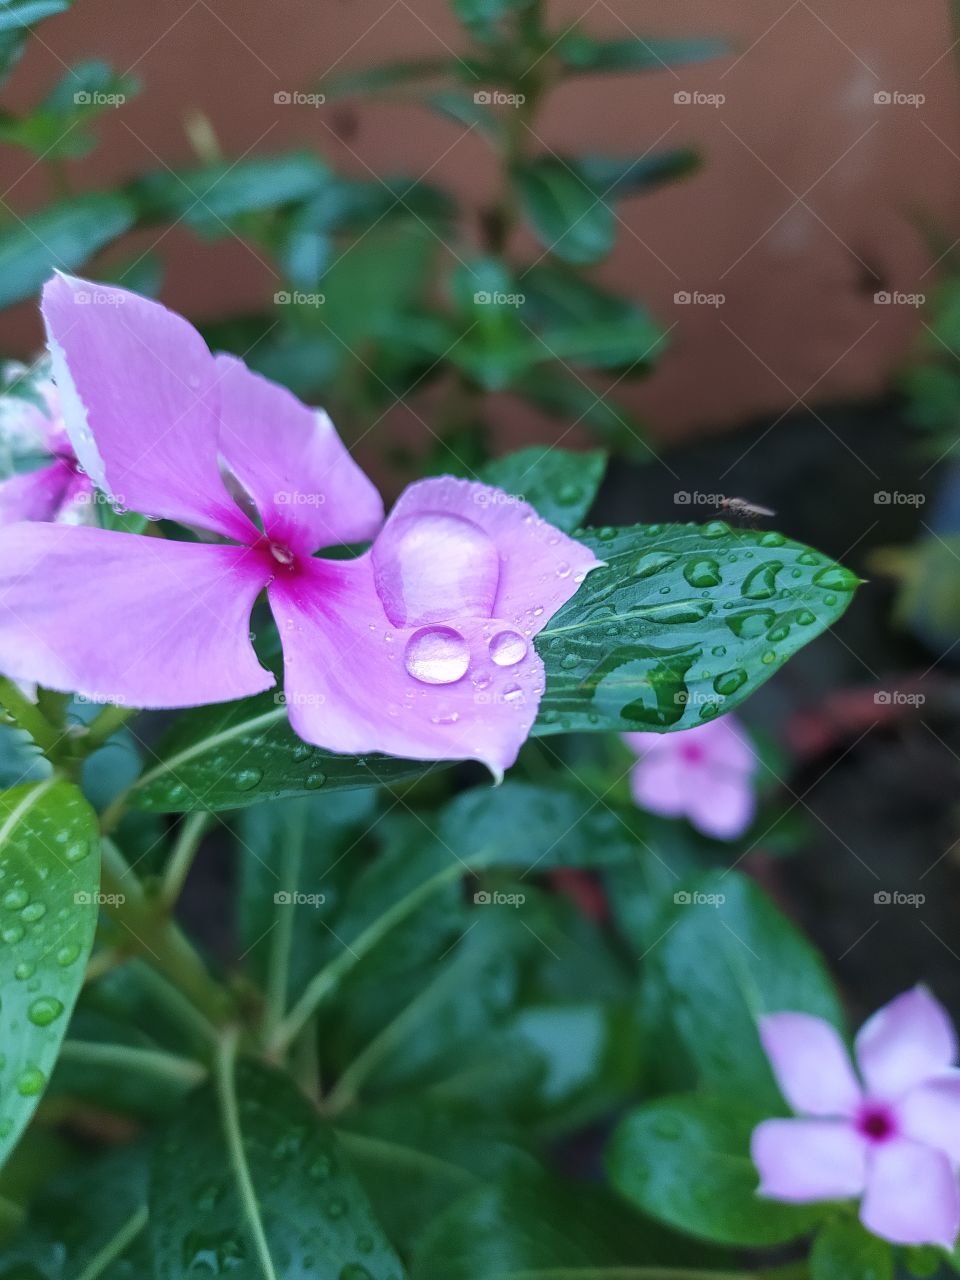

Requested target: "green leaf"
[
  {"left": 514, "top": 158, "right": 615, "bottom": 265},
  {"left": 648, "top": 870, "right": 844, "bottom": 1106},
  {"left": 427, "top": 90, "right": 504, "bottom": 140},
  {"left": 411, "top": 1166, "right": 710, "bottom": 1277},
  {"left": 514, "top": 365, "right": 653, "bottom": 457},
  {"left": 0, "top": 1142, "right": 149, "bottom": 1278},
  {"left": 608, "top": 1094, "right": 824, "bottom": 1247},
  {"left": 811, "top": 1217, "right": 893, "bottom": 1280},
  {"left": 0, "top": 780, "right": 100, "bottom": 1170},
  {"left": 0, "top": 192, "right": 135, "bottom": 309},
  {"left": 149, "top": 1055, "right": 405, "bottom": 1279},
  {"left": 451, "top": 0, "right": 537, "bottom": 43},
  {"left": 128, "top": 523, "right": 857, "bottom": 810},
  {"left": 0, "top": 0, "right": 70, "bottom": 32},
  {"left": 556, "top": 32, "right": 731, "bottom": 74},
  {"left": 0, "top": 60, "right": 139, "bottom": 159},
  {"left": 480, "top": 445, "right": 606, "bottom": 531},
  {"left": 577, "top": 149, "right": 701, "bottom": 198}
]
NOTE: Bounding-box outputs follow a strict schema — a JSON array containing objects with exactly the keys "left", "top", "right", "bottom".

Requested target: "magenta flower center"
[
  {"left": 268, "top": 541, "right": 296, "bottom": 567},
  {"left": 855, "top": 1102, "right": 897, "bottom": 1144},
  {"left": 679, "top": 740, "right": 707, "bottom": 765}
]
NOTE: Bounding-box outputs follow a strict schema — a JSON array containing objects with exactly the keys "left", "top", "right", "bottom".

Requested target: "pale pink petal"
[
  {"left": 856, "top": 987, "right": 958, "bottom": 1099},
  {"left": 41, "top": 273, "right": 252, "bottom": 540},
  {"left": 628, "top": 754, "right": 688, "bottom": 818},
  {"left": 684, "top": 769, "right": 756, "bottom": 839},
  {"left": 701, "top": 715, "right": 757, "bottom": 775},
  {"left": 268, "top": 555, "right": 544, "bottom": 778},
  {"left": 900, "top": 1072, "right": 960, "bottom": 1164},
  {"left": 0, "top": 460, "right": 74, "bottom": 524},
  {"left": 0, "top": 524, "right": 273, "bottom": 707},
  {"left": 860, "top": 1138, "right": 960, "bottom": 1249},
  {"left": 54, "top": 472, "right": 97, "bottom": 526},
  {"left": 622, "top": 729, "right": 678, "bottom": 761},
  {"left": 214, "top": 354, "right": 383, "bottom": 556},
  {"left": 759, "top": 1013, "right": 862, "bottom": 1117},
  {"left": 375, "top": 477, "right": 600, "bottom": 635},
  {"left": 751, "top": 1118, "right": 867, "bottom": 1202}
]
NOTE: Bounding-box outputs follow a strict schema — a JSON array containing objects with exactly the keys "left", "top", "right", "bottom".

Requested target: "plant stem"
[
  {"left": 75, "top": 1206, "right": 148, "bottom": 1280},
  {"left": 160, "top": 812, "right": 211, "bottom": 911},
  {"left": 0, "top": 677, "right": 62, "bottom": 756},
  {"left": 261, "top": 804, "right": 306, "bottom": 1044},
  {"left": 269, "top": 857, "right": 467, "bottom": 1055},
  {"left": 100, "top": 839, "right": 233, "bottom": 1031},
  {"left": 59, "top": 1039, "right": 207, "bottom": 1089},
  {"left": 84, "top": 702, "right": 137, "bottom": 752}
]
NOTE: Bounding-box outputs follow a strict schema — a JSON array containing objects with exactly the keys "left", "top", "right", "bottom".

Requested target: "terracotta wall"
[{"left": 2, "top": 0, "right": 959, "bottom": 444}]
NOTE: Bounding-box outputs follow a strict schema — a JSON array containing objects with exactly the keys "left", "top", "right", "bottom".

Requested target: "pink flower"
[
  {"left": 752, "top": 987, "right": 960, "bottom": 1250},
  {"left": 0, "top": 360, "right": 94, "bottom": 525},
  {"left": 623, "top": 715, "right": 757, "bottom": 839},
  {"left": 0, "top": 273, "right": 599, "bottom": 776}
]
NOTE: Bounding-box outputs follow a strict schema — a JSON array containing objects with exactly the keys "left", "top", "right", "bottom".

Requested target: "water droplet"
[
  {"left": 233, "top": 767, "right": 263, "bottom": 793},
  {"left": 64, "top": 839, "right": 89, "bottom": 863},
  {"left": 797, "top": 608, "right": 816, "bottom": 625},
  {"left": 28, "top": 997, "right": 63, "bottom": 1026},
  {"left": 2, "top": 887, "right": 28, "bottom": 911},
  {"left": 16, "top": 1066, "right": 45, "bottom": 1096},
  {"left": 683, "top": 557, "right": 721, "bottom": 588},
  {"left": 14, "top": 961, "right": 34, "bottom": 981},
  {"left": 325, "top": 1197, "right": 346, "bottom": 1219},
  {"left": 631, "top": 550, "right": 678, "bottom": 579},
  {"left": 701, "top": 520, "right": 729, "bottom": 539},
  {"left": 502, "top": 685, "right": 524, "bottom": 704},
  {"left": 767, "top": 622, "right": 790, "bottom": 642},
  {"left": 269, "top": 542, "right": 295, "bottom": 566},
  {"left": 759, "top": 531, "right": 786, "bottom": 547},
  {"left": 761, "top": 649, "right": 777, "bottom": 665},
  {"left": 557, "top": 482, "right": 581, "bottom": 506},
  {"left": 304, "top": 771, "right": 327, "bottom": 790},
  {"left": 404, "top": 626, "right": 470, "bottom": 685},
  {"left": 741, "top": 562, "right": 782, "bottom": 600},
  {"left": 1, "top": 923, "right": 24, "bottom": 944},
  {"left": 489, "top": 630, "right": 527, "bottom": 667},
  {"left": 20, "top": 901, "right": 45, "bottom": 923},
  {"left": 56, "top": 942, "right": 81, "bottom": 966},
  {"left": 291, "top": 742, "right": 312, "bottom": 762},
  {"left": 726, "top": 609, "right": 775, "bottom": 639},
  {"left": 713, "top": 669, "right": 748, "bottom": 696},
  {"left": 813, "top": 564, "right": 858, "bottom": 592},
  {"left": 373, "top": 513, "right": 498, "bottom": 626},
  {"left": 430, "top": 710, "right": 460, "bottom": 725},
  {"left": 309, "top": 1154, "right": 333, "bottom": 1181},
  {"left": 559, "top": 653, "right": 579, "bottom": 670}
]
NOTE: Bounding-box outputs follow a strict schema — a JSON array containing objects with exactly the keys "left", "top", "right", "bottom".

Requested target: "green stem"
[
  {"left": 60, "top": 1039, "right": 207, "bottom": 1089},
  {"left": 261, "top": 805, "right": 306, "bottom": 1044},
  {"left": 160, "top": 812, "right": 211, "bottom": 911},
  {"left": 84, "top": 703, "right": 137, "bottom": 753},
  {"left": 0, "top": 677, "right": 62, "bottom": 756},
  {"left": 215, "top": 1028, "right": 278, "bottom": 1280},
  {"left": 269, "top": 857, "right": 467, "bottom": 1055},
  {"left": 75, "top": 1205, "right": 148, "bottom": 1280},
  {"left": 100, "top": 839, "right": 233, "bottom": 1032},
  {"left": 130, "top": 960, "right": 221, "bottom": 1051}
]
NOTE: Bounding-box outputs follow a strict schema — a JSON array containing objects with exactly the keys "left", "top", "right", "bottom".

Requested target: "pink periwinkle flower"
[
  {"left": 0, "top": 360, "right": 93, "bottom": 524},
  {"left": 0, "top": 273, "right": 600, "bottom": 776},
  {"left": 752, "top": 987, "right": 960, "bottom": 1249},
  {"left": 623, "top": 715, "right": 757, "bottom": 840}
]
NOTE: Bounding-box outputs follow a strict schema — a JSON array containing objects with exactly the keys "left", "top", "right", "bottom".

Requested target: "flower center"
[
  {"left": 268, "top": 541, "right": 296, "bottom": 567},
  {"left": 856, "top": 1103, "right": 896, "bottom": 1144},
  {"left": 679, "top": 741, "right": 706, "bottom": 765}
]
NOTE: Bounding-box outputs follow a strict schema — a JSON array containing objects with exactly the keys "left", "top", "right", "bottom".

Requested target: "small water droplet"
[
  {"left": 2, "top": 887, "right": 28, "bottom": 911},
  {"left": 28, "top": 997, "right": 63, "bottom": 1026},
  {"left": 713, "top": 669, "right": 748, "bottom": 696},
  {"left": 20, "top": 901, "right": 45, "bottom": 923},
  {"left": 683, "top": 557, "right": 721, "bottom": 588},
  {"left": 404, "top": 626, "right": 470, "bottom": 685},
  {"left": 233, "top": 767, "right": 263, "bottom": 793},
  {"left": 488, "top": 630, "right": 527, "bottom": 667},
  {"left": 56, "top": 942, "right": 81, "bottom": 967},
  {"left": 16, "top": 1066, "right": 45, "bottom": 1096},
  {"left": 14, "top": 961, "right": 34, "bottom": 981}
]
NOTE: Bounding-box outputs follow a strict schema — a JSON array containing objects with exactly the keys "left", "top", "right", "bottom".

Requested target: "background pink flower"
[
  {"left": 752, "top": 986, "right": 960, "bottom": 1249},
  {"left": 623, "top": 715, "right": 757, "bottom": 840}
]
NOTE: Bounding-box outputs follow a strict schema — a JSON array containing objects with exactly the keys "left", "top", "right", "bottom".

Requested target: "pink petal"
[
  {"left": 0, "top": 524, "right": 273, "bottom": 707},
  {"left": 856, "top": 987, "right": 958, "bottom": 1099},
  {"left": 759, "top": 1013, "right": 862, "bottom": 1117},
  {"left": 701, "top": 714, "right": 757, "bottom": 775},
  {"left": 374, "top": 477, "right": 600, "bottom": 634},
  {"left": 41, "top": 273, "right": 252, "bottom": 540},
  {"left": 622, "top": 729, "right": 677, "bottom": 761},
  {"left": 54, "top": 472, "right": 97, "bottom": 526},
  {"left": 214, "top": 354, "right": 383, "bottom": 556},
  {"left": 684, "top": 769, "right": 756, "bottom": 839},
  {"left": 268, "top": 555, "right": 545, "bottom": 778},
  {"left": 900, "top": 1072, "right": 960, "bottom": 1164},
  {"left": 751, "top": 1118, "right": 867, "bottom": 1202},
  {"left": 860, "top": 1137, "right": 960, "bottom": 1249},
  {"left": 628, "top": 754, "right": 688, "bottom": 818},
  {"left": 0, "top": 460, "right": 74, "bottom": 524}
]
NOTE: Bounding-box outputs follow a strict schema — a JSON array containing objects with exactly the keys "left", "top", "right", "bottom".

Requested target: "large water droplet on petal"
[
  {"left": 489, "top": 629, "right": 527, "bottom": 667},
  {"left": 404, "top": 626, "right": 470, "bottom": 685},
  {"left": 373, "top": 514, "right": 499, "bottom": 627}
]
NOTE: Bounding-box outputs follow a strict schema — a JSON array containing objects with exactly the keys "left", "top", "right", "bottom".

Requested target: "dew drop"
[
  {"left": 683, "top": 557, "right": 721, "bottom": 588},
  {"left": 20, "top": 901, "right": 45, "bottom": 923},
  {"left": 64, "top": 839, "right": 89, "bottom": 863},
  {"left": 631, "top": 550, "right": 678, "bottom": 579},
  {"left": 14, "top": 961, "right": 34, "bottom": 981},
  {"left": 233, "top": 767, "right": 263, "bottom": 793},
  {"left": 489, "top": 630, "right": 527, "bottom": 667},
  {"left": 502, "top": 685, "right": 524, "bottom": 704},
  {"left": 1, "top": 923, "right": 24, "bottom": 944},
  {"left": 28, "top": 997, "right": 63, "bottom": 1026},
  {"left": 304, "top": 772, "right": 326, "bottom": 790},
  {"left": 713, "top": 669, "right": 748, "bottom": 696},
  {"left": 404, "top": 626, "right": 470, "bottom": 685},
  {"left": 812, "top": 564, "right": 859, "bottom": 592},
  {"left": 16, "top": 1066, "right": 45, "bottom": 1096},
  {"left": 56, "top": 942, "right": 81, "bottom": 967},
  {"left": 2, "top": 887, "right": 28, "bottom": 911}
]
